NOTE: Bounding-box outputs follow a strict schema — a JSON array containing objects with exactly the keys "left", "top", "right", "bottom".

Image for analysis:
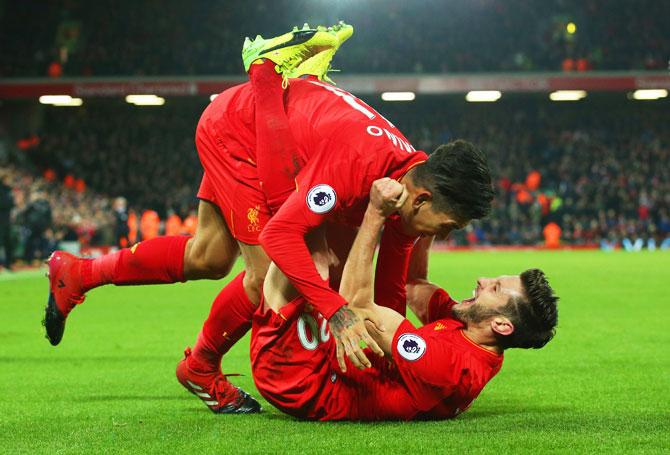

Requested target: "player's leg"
[
  {"left": 85, "top": 199, "right": 237, "bottom": 286},
  {"left": 263, "top": 228, "right": 330, "bottom": 312},
  {"left": 176, "top": 24, "right": 338, "bottom": 389},
  {"left": 186, "top": 242, "right": 269, "bottom": 373},
  {"left": 245, "top": 23, "right": 351, "bottom": 213},
  {"left": 250, "top": 229, "right": 341, "bottom": 419},
  {"left": 183, "top": 199, "right": 239, "bottom": 280},
  {"left": 175, "top": 242, "right": 268, "bottom": 414},
  {"left": 173, "top": 169, "right": 267, "bottom": 415},
  {"left": 249, "top": 59, "right": 303, "bottom": 213},
  {"left": 175, "top": 113, "right": 274, "bottom": 412},
  {"left": 43, "top": 197, "right": 239, "bottom": 346}
]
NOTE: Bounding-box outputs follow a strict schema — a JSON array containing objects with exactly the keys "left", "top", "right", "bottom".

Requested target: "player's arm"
[
  {"left": 406, "top": 235, "right": 460, "bottom": 324},
  {"left": 261, "top": 198, "right": 379, "bottom": 372},
  {"left": 340, "top": 178, "right": 408, "bottom": 306},
  {"left": 259, "top": 153, "right": 383, "bottom": 372},
  {"left": 406, "top": 235, "right": 440, "bottom": 325},
  {"left": 339, "top": 178, "right": 410, "bottom": 357},
  {"left": 373, "top": 218, "right": 417, "bottom": 316},
  {"left": 407, "top": 234, "right": 433, "bottom": 283}
]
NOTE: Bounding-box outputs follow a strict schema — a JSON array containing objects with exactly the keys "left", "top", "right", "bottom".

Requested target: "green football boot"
[
  {"left": 285, "top": 21, "right": 354, "bottom": 84},
  {"left": 242, "top": 23, "right": 339, "bottom": 75}
]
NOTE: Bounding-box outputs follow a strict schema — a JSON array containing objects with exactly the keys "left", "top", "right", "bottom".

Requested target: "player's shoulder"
[
  {"left": 394, "top": 319, "right": 460, "bottom": 363},
  {"left": 392, "top": 324, "right": 467, "bottom": 388}
]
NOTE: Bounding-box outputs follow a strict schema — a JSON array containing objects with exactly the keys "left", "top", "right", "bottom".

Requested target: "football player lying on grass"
[{"left": 250, "top": 178, "right": 559, "bottom": 420}]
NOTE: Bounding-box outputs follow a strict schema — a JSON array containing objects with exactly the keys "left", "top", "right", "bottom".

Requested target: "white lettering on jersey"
[
  {"left": 297, "top": 313, "right": 331, "bottom": 350},
  {"left": 309, "top": 80, "right": 396, "bottom": 127},
  {"left": 384, "top": 128, "right": 416, "bottom": 152},
  {"left": 309, "top": 80, "right": 376, "bottom": 120},
  {"left": 367, "top": 126, "right": 383, "bottom": 136},
  {"left": 310, "top": 80, "right": 414, "bottom": 153},
  {"left": 297, "top": 314, "right": 319, "bottom": 351}
]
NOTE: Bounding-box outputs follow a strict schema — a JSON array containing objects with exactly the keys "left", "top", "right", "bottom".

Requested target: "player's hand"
[
  {"left": 329, "top": 306, "right": 385, "bottom": 373},
  {"left": 369, "top": 178, "right": 407, "bottom": 218}
]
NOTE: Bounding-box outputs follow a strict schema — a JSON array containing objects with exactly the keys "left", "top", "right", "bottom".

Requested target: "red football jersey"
[
  {"left": 374, "top": 217, "right": 417, "bottom": 316},
  {"left": 338, "top": 289, "right": 503, "bottom": 420},
  {"left": 259, "top": 79, "right": 427, "bottom": 319},
  {"left": 202, "top": 79, "right": 425, "bottom": 319},
  {"left": 251, "top": 289, "right": 503, "bottom": 421}
]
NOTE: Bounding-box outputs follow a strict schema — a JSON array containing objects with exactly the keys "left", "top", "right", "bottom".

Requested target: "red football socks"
[
  {"left": 80, "top": 235, "right": 189, "bottom": 291},
  {"left": 188, "top": 272, "right": 256, "bottom": 373},
  {"left": 249, "top": 60, "right": 303, "bottom": 213}
]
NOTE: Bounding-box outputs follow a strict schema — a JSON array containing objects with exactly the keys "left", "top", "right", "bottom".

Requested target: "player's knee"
[
  {"left": 184, "top": 242, "right": 235, "bottom": 280},
  {"left": 243, "top": 267, "right": 267, "bottom": 305},
  {"left": 201, "top": 258, "right": 234, "bottom": 280}
]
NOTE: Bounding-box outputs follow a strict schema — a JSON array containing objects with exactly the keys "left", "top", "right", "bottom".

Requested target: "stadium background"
[{"left": 0, "top": 0, "right": 668, "bottom": 453}]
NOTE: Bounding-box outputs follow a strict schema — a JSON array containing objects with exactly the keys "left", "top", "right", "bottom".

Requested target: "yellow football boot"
[
  {"left": 285, "top": 21, "right": 354, "bottom": 84},
  {"left": 242, "top": 23, "right": 338, "bottom": 76}
]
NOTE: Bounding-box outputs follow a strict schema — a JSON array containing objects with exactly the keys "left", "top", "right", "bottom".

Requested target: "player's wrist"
[
  {"left": 324, "top": 296, "right": 348, "bottom": 321},
  {"left": 364, "top": 203, "right": 389, "bottom": 224}
]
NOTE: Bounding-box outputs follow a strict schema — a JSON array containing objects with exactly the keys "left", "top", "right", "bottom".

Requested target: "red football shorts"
[
  {"left": 195, "top": 118, "right": 270, "bottom": 245},
  {"left": 250, "top": 296, "right": 357, "bottom": 420}
]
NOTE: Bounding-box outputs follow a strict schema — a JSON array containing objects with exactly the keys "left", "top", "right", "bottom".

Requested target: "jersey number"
[
  {"left": 297, "top": 313, "right": 331, "bottom": 351},
  {"left": 309, "top": 80, "right": 395, "bottom": 128}
]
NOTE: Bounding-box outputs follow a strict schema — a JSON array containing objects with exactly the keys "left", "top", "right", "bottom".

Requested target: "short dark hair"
[
  {"left": 412, "top": 139, "right": 494, "bottom": 222},
  {"left": 498, "top": 269, "right": 559, "bottom": 349}
]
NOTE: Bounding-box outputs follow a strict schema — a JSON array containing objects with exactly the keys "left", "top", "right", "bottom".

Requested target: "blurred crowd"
[
  {"left": 0, "top": 164, "right": 199, "bottom": 270},
  {"left": 4, "top": 95, "right": 666, "bottom": 265},
  {"left": 0, "top": 166, "right": 113, "bottom": 268},
  {"left": 1, "top": 0, "right": 668, "bottom": 78},
  {"left": 1, "top": 100, "right": 204, "bottom": 268},
  {"left": 394, "top": 98, "right": 670, "bottom": 249},
  {"left": 32, "top": 102, "right": 202, "bottom": 214}
]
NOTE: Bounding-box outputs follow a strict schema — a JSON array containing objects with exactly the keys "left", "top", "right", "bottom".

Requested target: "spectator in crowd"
[
  {"left": 140, "top": 209, "right": 160, "bottom": 241},
  {"left": 112, "top": 197, "right": 129, "bottom": 248},
  {"left": 0, "top": 171, "right": 15, "bottom": 270},
  {"left": 1, "top": 166, "right": 117, "bottom": 261},
  {"left": 22, "top": 190, "right": 53, "bottom": 263},
  {"left": 181, "top": 209, "right": 198, "bottom": 236},
  {"left": 165, "top": 209, "right": 183, "bottom": 237}
]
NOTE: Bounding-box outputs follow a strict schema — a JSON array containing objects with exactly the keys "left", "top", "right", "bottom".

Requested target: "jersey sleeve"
[
  {"left": 426, "top": 288, "right": 458, "bottom": 323},
  {"left": 259, "top": 146, "right": 376, "bottom": 320},
  {"left": 374, "top": 218, "right": 416, "bottom": 316},
  {"left": 390, "top": 319, "right": 466, "bottom": 412}
]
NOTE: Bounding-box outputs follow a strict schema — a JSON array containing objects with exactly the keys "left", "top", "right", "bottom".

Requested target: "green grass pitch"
[{"left": 1, "top": 251, "right": 669, "bottom": 453}]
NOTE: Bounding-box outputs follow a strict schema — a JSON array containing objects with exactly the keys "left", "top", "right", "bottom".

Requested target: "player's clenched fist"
[
  {"left": 329, "top": 305, "right": 385, "bottom": 372},
  {"left": 369, "top": 178, "right": 407, "bottom": 217}
]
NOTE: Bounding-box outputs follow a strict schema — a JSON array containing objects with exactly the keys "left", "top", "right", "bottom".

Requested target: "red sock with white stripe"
[
  {"left": 188, "top": 272, "right": 256, "bottom": 373},
  {"left": 80, "top": 235, "right": 189, "bottom": 291}
]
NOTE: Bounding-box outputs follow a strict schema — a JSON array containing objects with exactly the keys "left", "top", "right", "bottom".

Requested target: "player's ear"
[
  {"left": 412, "top": 190, "right": 432, "bottom": 210},
  {"left": 490, "top": 316, "right": 514, "bottom": 337}
]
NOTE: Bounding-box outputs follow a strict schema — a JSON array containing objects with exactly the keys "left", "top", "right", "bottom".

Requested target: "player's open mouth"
[{"left": 460, "top": 286, "right": 480, "bottom": 305}]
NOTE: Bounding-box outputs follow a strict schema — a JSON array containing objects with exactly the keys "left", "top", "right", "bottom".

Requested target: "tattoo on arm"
[{"left": 329, "top": 306, "right": 359, "bottom": 336}]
